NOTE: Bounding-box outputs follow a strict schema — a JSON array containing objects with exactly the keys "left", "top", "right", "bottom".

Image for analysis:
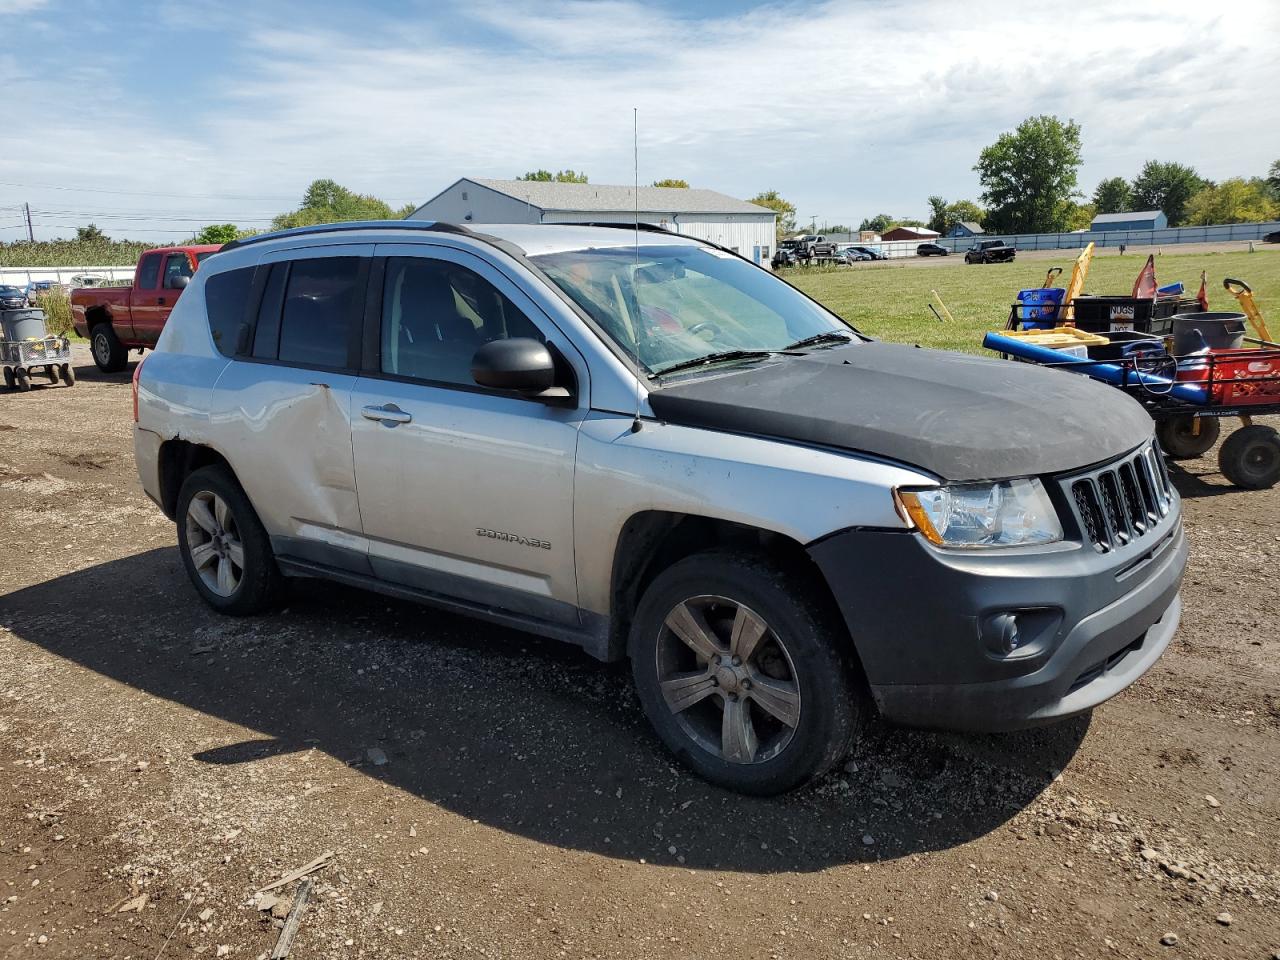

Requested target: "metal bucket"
[
  {"left": 0, "top": 308, "right": 48, "bottom": 342},
  {"left": 1171, "top": 312, "right": 1246, "bottom": 355}
]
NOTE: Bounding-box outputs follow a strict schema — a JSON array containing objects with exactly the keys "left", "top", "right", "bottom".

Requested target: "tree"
[
  {"left": 1184, "top": 178, "right": 1279, "bottom": 225},
  {"left": 1129, "top": 161, "right": 1207, "bottom": 226},
  {"left": 894, "top": 218, "right": 926, "bottom": 229},
  {"left": 517, "top": 169, "right": 589, "bottom": 183},
  {"left": 926, "top": 196, "right": 948, "bottom": 234},
  {"left": 652, "top": 178, "right": 689, "bottom": 188},
  {"left": 272, "top": 178, "right": 403, "bottom": 229},
  {"left": 1061, "top": 201, "right": 1097, "bottom": 231},
  {"left": 75, "top": 223, "right": 107, "bottom": 243},
  {"left": 1266, "top": 159, "right": 1280, "bottom": 202},
  {"left": 1092, "top": 177, "right": 1131, "bottom": 214},
  {"left": 858, "top": 214, "right": 893, "bottom": 234},
  {"left": 748, "top": 190, "right": 796, "bottom": 240},
  {"left": 975, "top": 115, "right": 1083, "bottom": 234},
  {"left": 926, "top": 198, "right": 985, "bottom": 236},
  {"left": 192, "top": 224, "right": 241, "bottom": 245}
]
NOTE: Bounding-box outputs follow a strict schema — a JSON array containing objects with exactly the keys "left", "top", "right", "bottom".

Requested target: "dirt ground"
[{"left": 1, "top": 344, "right": 1277, "bottom": 960}]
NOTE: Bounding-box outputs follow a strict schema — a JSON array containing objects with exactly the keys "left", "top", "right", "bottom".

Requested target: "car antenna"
[{"left": 630, "top": 105, "right": 643, "bottom": 434}]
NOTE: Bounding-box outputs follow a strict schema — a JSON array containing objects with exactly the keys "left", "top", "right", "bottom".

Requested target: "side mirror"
[
  {"left": 171, "top": 275, "right": 190, "bottom": 289},
  {"left": 471, "top": 338, "right": 570, "bottom": 400}
]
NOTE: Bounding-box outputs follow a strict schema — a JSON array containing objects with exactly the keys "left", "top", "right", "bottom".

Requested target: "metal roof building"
[
  {"left": 1090, "top": 210, "right": 1168, "bottom": 232},
  {"left": 410, "top": 178, "right": 779, "bottom": 267}
]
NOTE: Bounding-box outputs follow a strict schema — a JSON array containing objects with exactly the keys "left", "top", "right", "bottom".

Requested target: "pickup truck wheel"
[
  {"left": 1157, "top": 414, "right": 1220, "bottom": 459},
  {"left": 629, "top": 551, "right": 862, "bottom": 795},
  {"left": 90, "top": 324, "right": 128, "bottom": 373},
  {"left": 177, "top": 466, "right": 281, "bottom": 615}
]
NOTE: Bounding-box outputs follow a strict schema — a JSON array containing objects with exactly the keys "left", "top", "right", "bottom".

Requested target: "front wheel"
[
  {"left": 1218, "top": 425, "right": 1280, "bottom": 489},
  {"left": 90, "top": 324, "right": 128, "bottom": 373},
  {"left": 14, "top": 368, "right": 30, "bottom": 392},
  {"left": 176, "top": 466, "right": 282, "bottom": 615},
  {"left": 1157, "top": 414, "right": 1220, "bottom": 459},
  {"left": 629, "top": 551, "right": 863, "bottom": 795},
  {"left": 60, "top": 364, "right": 75, "bottom": 386}
]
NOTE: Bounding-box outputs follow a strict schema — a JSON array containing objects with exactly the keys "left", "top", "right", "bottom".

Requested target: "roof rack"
[
  {"left": 573, "top": 221, "right": 747, "bottom": 260},
  {"left": 218, "top": 219, "right": 474, "bottom": 253}
]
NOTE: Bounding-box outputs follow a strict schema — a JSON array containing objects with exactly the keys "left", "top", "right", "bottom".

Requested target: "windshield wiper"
[
  {"left": 782, "top": 330, "right": 856, "bottom": 351},
  {"left": 651, "top": 349, "right": 774, "bottom": 378}
]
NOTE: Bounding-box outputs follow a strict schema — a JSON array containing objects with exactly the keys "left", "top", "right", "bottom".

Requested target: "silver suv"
[{"left": 133, "top": 221, "right": 1187, "bottom": 794}]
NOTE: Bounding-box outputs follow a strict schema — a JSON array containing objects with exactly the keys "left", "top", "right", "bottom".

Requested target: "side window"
[
  {"left": 204, "top": 266, "right": 255, "bottom": 358},
  {"left": 380, "top": 257, "right": 544, "bottom": 386},
  {"left": 252, "top": 263, "right": 287, "bottom": 359},
  {"left": 277, "top": 257, "right": 364, "bottom": 369},
  {"left": 136, "top": 253, "right": 162, "bottom": 290},
  {"left": 163, "top": 253, "right": 193, "bottom": 289}
]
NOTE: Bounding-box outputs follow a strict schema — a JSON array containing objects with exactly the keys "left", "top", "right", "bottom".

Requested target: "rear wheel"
[
  {"left": 45, "top": 365, "right": 59, "bottom": 383},
  {"left": 60, "top": 364, "right": 75, "bottom": 386},
  {"left": 14, "top": 368, "right": 30, "bottom": 392},
  {"left": 629, "top": 551, "right": 862, "bottom": 795},
  {"left": 90, "top": 323, "right": 128, "bottom": 373},
  {"left": 1157, "top": 414, "right": 1220, "bottom": 459},
  {"left": 2, "top": 367, "right": 13, "bottom": 390},
  {"left": 176, "top": 466, "right": 282, "bottom": 615},
  {"left": 1218, "top": 425, "right": 1280, "bottom": 489}
]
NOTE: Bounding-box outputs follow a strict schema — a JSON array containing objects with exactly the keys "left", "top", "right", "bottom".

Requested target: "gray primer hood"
[{"left": 646, "top": 342, "right": 1155, "bottom": 482}]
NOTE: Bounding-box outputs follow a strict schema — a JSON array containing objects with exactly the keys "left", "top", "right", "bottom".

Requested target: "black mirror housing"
[{"left": 471, "top": 338, "right": 568, "bottom": 399}]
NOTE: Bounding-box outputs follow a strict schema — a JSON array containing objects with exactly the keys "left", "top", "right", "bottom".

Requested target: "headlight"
[{"left": 895, "top": 479, "right": 1063, "bottom": 548}]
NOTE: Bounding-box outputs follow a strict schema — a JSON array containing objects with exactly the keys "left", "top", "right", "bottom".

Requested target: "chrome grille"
[{"left": 1066, "top": 442, "right": 1171, "bottom": 553}]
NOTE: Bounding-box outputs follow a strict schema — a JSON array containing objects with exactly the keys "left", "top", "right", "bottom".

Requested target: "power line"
[{"left": 0, "top": 178, "right": 299, "bottom": 202}]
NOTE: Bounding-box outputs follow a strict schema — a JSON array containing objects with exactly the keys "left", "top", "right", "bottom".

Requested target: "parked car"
[
  {"left": 916, "top": 243, "right": 949, "bottom": 257},
  {"left": 771, "top": 243, "right": 799, "bottom": 268},
  {"left": 72, "top": 245, "right": 220, "bottom": 371},
  {"left": 134, "top": 220, "right": 1186, "bottom": 795},
  {"left": 851, "top": 245, "right": 885, "bottom": 261},
  {"left": 841, "top": 249, "right": 871, "bottom": 263},
  {"left": 68, "top": 274, "right": 111, "bottom": 288},
  {"left": 0, "top": 285, "right": 26, "bottom": 310},
  {"left": 965, "top": 240, "right": 1016, "bottom": 264},
  {"left": 24, "top": 280, "right": 63, "bottom": 302},
  {"left": 1263, "top": 230, "right": 1280, "bottom": 244}
]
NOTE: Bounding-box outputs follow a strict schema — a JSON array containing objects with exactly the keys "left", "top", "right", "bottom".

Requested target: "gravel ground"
[{"left": 1, "top": 345, "right": 1278, "bottom": 960}]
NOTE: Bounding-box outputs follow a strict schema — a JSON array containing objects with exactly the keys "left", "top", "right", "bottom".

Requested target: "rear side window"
[
  {"left": 277, "top": 257, "right": 364, "bottom": 369},
  {"left": 136, "top": 253, "right": 162, "bottom": 290},
  {"left": 204, "top": 267, "right": 255, "bottom": 358}
]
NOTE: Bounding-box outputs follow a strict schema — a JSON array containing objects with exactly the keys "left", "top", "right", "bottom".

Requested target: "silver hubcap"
[
  {"left": 185, "top": 491, "right": 244, "bottom": 597},
  {"left": 93, "top": 332, "right": 109, "bottom": 365},
  {"left": 656, "top": 595, "right": 801, "bottom": 765}
]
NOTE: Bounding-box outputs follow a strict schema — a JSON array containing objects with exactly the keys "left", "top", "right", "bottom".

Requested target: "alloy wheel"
[
  {"left": 655, "top": 595, "right": 801, "bottom": 764},
  {"left": 185, "top": 490, "right": 245, "bottom": 597}
]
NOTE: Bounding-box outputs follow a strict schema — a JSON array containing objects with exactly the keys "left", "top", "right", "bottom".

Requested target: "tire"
[
  {"left": 1218, "top": 425, "right": 1280, "bottom": 490},
  {"left": 2, "top": 367, "right": 13, "bottom": 390},
  {"left": 14, "top": 368, "right": 30, "bottom": 392},
  {"left": 176, "top": 465, "right": 282, "bottom": 615},
  {"left": 1157, "top": 414, "right": 1220, "bottom": 460},
  {"left": 60, "top": 364, "right": 75, "bottom": 386},
  {"left": 629, "top": 550, "right": 863, "bottom": 795},
  {"left": 45, "top": 365, "right": 59, "bottom": 384},
  {"left": 90, "top": 323, "right": 128, "bottom": 373}
]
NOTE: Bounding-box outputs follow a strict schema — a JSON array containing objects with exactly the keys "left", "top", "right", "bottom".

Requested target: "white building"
[{"left": 410, "top": 178, "right": 778, "bottom": 267}]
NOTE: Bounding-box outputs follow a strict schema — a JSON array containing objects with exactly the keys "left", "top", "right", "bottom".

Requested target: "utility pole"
[{"left": 23, "top": 203, "right": 34, "bottom": 242}]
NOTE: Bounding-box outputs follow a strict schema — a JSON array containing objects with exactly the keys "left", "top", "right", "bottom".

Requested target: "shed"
[
  {"left": 1090, "top": 210, "right": 1168, "bottom": 232},
  {"left": 948, "top": 221, "right": 985, "bottom": 238},
  {"left": 410, "top": 178, "right": 778, "bottom": 267},
  {"left": 879, "top": 226, "right": 940, "bottom": 242}
]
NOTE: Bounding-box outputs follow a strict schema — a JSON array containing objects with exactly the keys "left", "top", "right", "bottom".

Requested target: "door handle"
[
  {"left": 158, "top": 296, "right": 166, "bottom": 305},
  {"left": 361, "top": 403, "right": 412, "bottom": 425}
]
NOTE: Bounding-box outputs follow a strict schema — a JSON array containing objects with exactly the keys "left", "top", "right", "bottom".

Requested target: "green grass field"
[{"left": 786, "top": 248, "right": 1280, "bottom": 353}]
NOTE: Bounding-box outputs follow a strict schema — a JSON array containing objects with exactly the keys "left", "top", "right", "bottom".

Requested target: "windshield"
[
  {"left": 532, "top": 244, "right": 853, "bottom": 375},
  {"left": 0, "top": 286, "right": 22, "bottom": 296}
]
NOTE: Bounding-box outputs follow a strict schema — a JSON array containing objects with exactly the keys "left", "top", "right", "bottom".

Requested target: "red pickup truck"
[{"left": 73, "top": 245, "right": 221, "bottom": 372}]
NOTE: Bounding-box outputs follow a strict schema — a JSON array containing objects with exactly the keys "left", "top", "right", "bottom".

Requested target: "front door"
[
  {"left": 350, "top": 245, "right": 587, "bottom": 626},
  {"left": 128, "top": 252, "right": 164, "bottom": 341}
]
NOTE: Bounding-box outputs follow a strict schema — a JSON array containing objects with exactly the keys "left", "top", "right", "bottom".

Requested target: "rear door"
[
  {"left": 127, "top": 252, "right": 164, "bottom": 340},
  {"left": 349, "top": 245, "right": 588, "bottom": 625},
  {"left": 207, "top": 245, "right": 373, "bottom": 572}
]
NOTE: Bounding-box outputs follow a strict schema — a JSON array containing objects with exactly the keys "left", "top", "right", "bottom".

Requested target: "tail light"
[{"left": 131, "top": 355, "right": 146, "bottom": 422}]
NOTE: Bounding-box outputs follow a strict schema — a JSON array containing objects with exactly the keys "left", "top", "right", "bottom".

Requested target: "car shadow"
[
  {"left": 1166, "top": 459, "right": 1237, "bottom": 499},
  {"left": 2, "top": 548, "right": 1087, "bottom": 873}
]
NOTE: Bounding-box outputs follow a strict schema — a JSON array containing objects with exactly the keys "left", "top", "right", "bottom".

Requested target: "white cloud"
[{"left": 3, "top": 0, "right": 1279, "bottom": 239}]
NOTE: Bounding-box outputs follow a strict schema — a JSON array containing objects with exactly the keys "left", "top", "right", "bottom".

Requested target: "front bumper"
[{"left": 808, "top": 513, "right": 1186, "bottom": 733}]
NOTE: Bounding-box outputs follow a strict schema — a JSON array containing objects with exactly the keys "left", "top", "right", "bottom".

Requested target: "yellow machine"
[
  {"left": 1061, "top": 242, "right": 1095, "bottom": 320},
  {"left": 1224, "top": 278, "right": 1273, "bottom": 342}
]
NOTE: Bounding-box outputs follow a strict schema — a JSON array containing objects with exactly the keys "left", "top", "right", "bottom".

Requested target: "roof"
[
  {"left": 958, "top": 221, "right": 984, "bottom": 232},
  {"left": 1091, "top": 210, "right": 1164, "bottom": 224},
  {"left": 216, "top": 220, "right": 707, "bottom": 263},
  {"left": 454, "top": 178, "right": 774, "bottom": 216},
  {"left": 882, "top": 226, "right": 940, "bottom": 237}
]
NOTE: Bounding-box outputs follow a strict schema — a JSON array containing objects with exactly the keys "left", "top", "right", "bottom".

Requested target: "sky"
[{"left": 3, "top": 0, "right": 1279, "bottom": 241}]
